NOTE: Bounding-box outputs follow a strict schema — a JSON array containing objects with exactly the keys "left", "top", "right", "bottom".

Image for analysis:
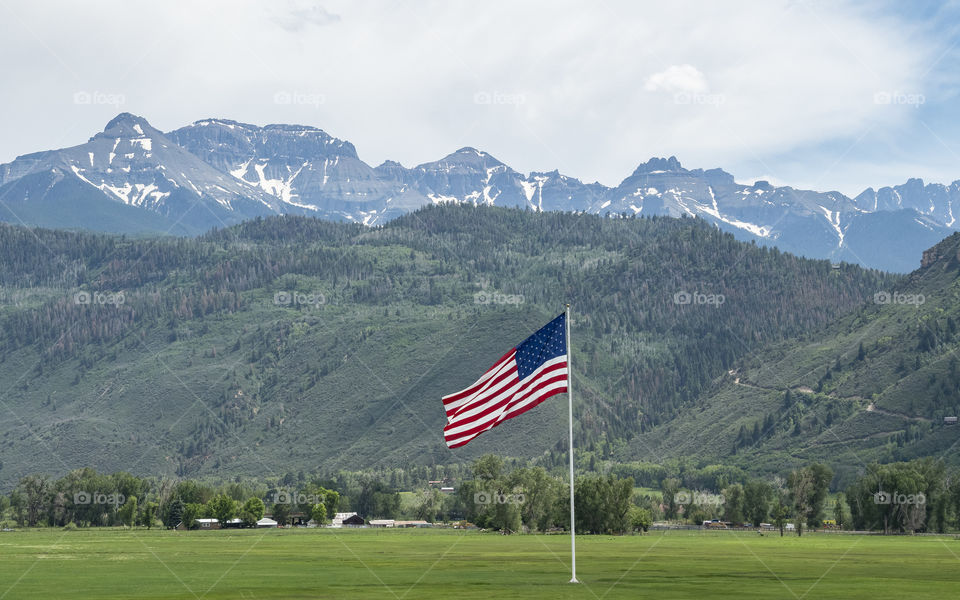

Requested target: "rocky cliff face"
[{"left": 0, "top": 112, "right": 957, "bottom": 272}]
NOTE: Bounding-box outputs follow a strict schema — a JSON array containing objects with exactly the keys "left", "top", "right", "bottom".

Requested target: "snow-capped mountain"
[
  {"left": 0, "top": 114, "right": 285, "bottom": 233},
  {"left": 401, "top": 147, "right": 607, "bottom": 213},
  {"left": 598, "top": 157, "right": 954, "bottom": 272},
  {"left": 854, "top": 178, "right": 960, "bottom": 227},
  {"left": 169, "top": 119, "right": 604, "bottom": 225},
  {"left": 0, "top": 112, "right": 956, "bottom": 272},
  {"left": 167, "top": 118, "right": 424, "bottom": 225}
]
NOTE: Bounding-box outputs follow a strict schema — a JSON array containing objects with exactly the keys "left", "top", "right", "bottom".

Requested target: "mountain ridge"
[
  {"left": 1, "top": 112, "right": 958, "bottom": 271},
  {"left": 0, "top": 204, "right": 898, "bottom": 490},
  {"left": 626, "top": 229, "right": 960, "bottom": 487}
]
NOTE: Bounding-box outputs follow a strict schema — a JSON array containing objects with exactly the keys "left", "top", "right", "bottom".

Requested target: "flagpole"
[{"left": 565, "top": 303, "right": 579, "bottom": 584}]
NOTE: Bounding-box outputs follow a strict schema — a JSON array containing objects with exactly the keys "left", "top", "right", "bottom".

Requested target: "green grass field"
[{"left": 1, "top": 528, "right": 958, "bottom": 599}]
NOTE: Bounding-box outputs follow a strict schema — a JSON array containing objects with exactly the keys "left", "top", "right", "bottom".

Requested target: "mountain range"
[
  {"left": 0, "top": 113, "right": 958, "bottom": 272},
  {"left": 0, "top": 206, "right": 898, "bottom": 490}
]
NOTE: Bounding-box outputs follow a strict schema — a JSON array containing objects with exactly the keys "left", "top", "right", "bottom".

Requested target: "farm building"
[
  {"left": 196, "top": 518, "right": 220, "bottom": 529},
  {"left": 342, "top": 514, "right": 365, "bottom": 526},
  {"left": 369, "top": 519, "right": 395, "bottom": 528},
  {"left": 394, "top": 520, "right": 431, "bottom": 528},
  {"left": 331, "top": 512, "right": 365, "bottom": 527},
  {"left": 174, "top": 518, "right": 221, "bottom": 530},
  {"left": 262, "top": 510, "right": 308, "bottom": 526}
]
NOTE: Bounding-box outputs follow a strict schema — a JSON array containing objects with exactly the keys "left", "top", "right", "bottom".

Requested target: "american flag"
[{"left": 443, "top": 313, "right": 569, "bottom": 449}]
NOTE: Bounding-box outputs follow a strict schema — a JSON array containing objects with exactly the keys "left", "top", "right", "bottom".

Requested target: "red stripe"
[
  {"left": 447, "top": 382, "right": 567, "bottom": 448},
  {"left": 445, "top": 360, "right": 522, "bottom": 419},
  {"left": 445, "top": 361, "right": 567, "bottom": 430},
  {"left": 503, "top": 382, "right": 568, "bottom": 420},
  {"left": 488, "top": 372, "right": 567, "bottom": 425},
  {"left": 447, "top": 361, "right": 566, "bottom": 431},
  {"left": 442, "top": 349, "right": 515, "bottom": 405},
  {"left": 443, "top": 348, "right": 517, "bottom": 404},
  {"left": 447, "top": 367, "right": 519, "bottom": 424},
  {"left": 444, "top": 361, "right": 567, "bottom": 447},
  {"left": 443, "top": 379, "right": 568, "bottom": 448}
]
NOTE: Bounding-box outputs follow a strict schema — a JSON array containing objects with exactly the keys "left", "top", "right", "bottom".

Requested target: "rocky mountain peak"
[
  {"left": 631, "top": 156, "right": 684, "bottom": 176},
  {"left": 96, "top": 113, "right": 159, "bottom": 140}
]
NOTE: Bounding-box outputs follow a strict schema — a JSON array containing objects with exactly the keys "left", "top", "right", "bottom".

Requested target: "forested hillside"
[
  {"left": 0, "top": 206, "right": 896, "bottom": 490},
  {"left": 627, "top": 232, "right": 960, "bottom": 487}
]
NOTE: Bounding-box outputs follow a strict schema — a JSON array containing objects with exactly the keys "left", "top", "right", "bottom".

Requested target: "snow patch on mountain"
[
  {"left": 250, "top": 161, "right": 309, "bottom": 207},
  {"left": 818, "top": 205, "right": 845, "bottom": 247}
]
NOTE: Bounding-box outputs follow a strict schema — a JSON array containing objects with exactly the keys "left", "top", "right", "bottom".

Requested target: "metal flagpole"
[{"left": 565, "top": 304, "right": 579, "bottom": 584}]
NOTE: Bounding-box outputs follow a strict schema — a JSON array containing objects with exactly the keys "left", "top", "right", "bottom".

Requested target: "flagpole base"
[{"left": 569, "top": 578, "right": 580, "bottom": 584}]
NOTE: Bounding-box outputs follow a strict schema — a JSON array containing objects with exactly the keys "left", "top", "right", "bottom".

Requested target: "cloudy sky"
[{"left": 1, "top": 0, "right": 958, "bottom": 196}]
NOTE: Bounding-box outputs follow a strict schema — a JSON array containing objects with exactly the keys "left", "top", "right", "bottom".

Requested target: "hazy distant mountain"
[
  {"left": 0, "top": 112, "right": 956, "bottom": 271},
  {"left": 854, "top": 178, "right": 960, "bottom": 226},
  {"left": 600, "top": 157, "right": 953, "bottom": 272},
  {"left": 0, "top": 114, "right": 287, "bottom": 234},
  {"left": 167, "top": 118, "right": 422, "bottom": 224}
]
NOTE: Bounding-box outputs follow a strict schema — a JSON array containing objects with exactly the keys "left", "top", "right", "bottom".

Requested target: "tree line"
[
  {"left": 4, "top": 457, "right": 960, "bottom": 535},
  {"left": 0, "top": 459, "right": 646, "bottom": 535},
  {"left": 0, "top": 468, "right": 385, "bottom": 529},
  {"left": 652, "top": 458, "right": 960, "bottom": 535}
]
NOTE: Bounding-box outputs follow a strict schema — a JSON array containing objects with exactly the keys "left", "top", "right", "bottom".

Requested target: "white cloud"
[
  {"left": 734, "top": 174, "right": 790, "bottom": 188},
  {"left": 644, "top": 65, "right": 709, "bottom": 93},
  {"left": 272, "top": 0, "right": 341, "bottom": 31},
  {"left": 0, "top": 0, "right": 949, "bottom": 194}
]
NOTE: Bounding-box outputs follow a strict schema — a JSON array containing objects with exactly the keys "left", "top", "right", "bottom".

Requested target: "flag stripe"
[
  {"left": 446, "top": 380, "right": 567, "bottom": 448},
  {"left": 442, "top": 313, "right": 568, "bottom": 449},
  {"left": 444, "top": 373, "right": 568, "bottom": 447},
  {"left": 503, "top": 376, "right": 568, "bottom": 420},
  {"left": 442, "top": 351, "right": 517, "bottom": 417},
  {"left": 444, "top": 359, "right": 567, "bottom": 447},
  {"left": 442, "top": 349, "right": 515, "bottom": 408},
  {"left": 444, "top": 357, "right": 567, "bottom": 428},
  {"left": 445, "top": 357, "right": 567, "bottom": 430}
]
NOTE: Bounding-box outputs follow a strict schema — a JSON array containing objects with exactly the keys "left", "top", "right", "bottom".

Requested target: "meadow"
[{"left": 0, "top": 528, "right": 958, "bottom": 599}]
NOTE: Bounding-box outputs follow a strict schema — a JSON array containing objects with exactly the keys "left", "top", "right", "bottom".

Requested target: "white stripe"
[
  {"left": 443, "top": 360, "right": 515, "bottom": 419},
  {"left": 444, "top": 376, "right": 522, "bottom": 433},
  {"left": 450, "top": 375, "right": 568, "bottom": 443},
  {"left": 442, "top": 352, "right": 515, "bottom": 415},
  {"left": 502, "top": 377, "right": 568, "bottom": 419},
  {"left": 446, "top": 378, "right": 568, "bottom": 447},
  {"left": 441, "top": 351, "right": 513, "bottom": 403},
  {"left": 446, "top": 356, "right": 567, "bottom": 430},
  {"left": 445, "top": 362, "right": 527, "bottom": 424},
  {"left": 445, "top": 359, "right": 567, "bottom": 438}
]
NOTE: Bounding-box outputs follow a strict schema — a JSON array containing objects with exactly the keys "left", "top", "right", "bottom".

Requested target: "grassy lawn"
[{"left": 1, "top": 528, "right": 958, "bottom": 599}]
